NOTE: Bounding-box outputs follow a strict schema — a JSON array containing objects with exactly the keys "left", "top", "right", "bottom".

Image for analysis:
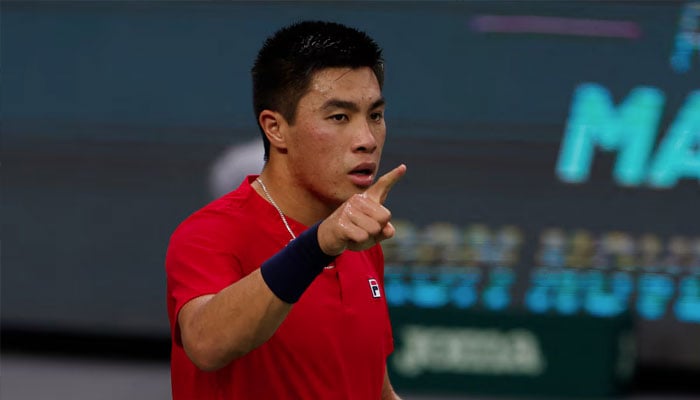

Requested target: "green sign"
[{"left": 388, "top": 307, "right": 634, "bottom": 398}]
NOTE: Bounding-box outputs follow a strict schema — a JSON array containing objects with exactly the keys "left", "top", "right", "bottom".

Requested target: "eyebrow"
[{"left": 320, "top": 97, "right": 386, "bottom": 112}]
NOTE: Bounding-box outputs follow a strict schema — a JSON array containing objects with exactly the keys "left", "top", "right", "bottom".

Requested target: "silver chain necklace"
[
  {"left": 256, "top": 177, "right": 296, "bottom": 241},
  {"left": 256, "top": 177, "right": 335, "bottom": 269}
]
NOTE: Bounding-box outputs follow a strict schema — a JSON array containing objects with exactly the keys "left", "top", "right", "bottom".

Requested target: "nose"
[{"left": 352, "top": 119, "right": 378, "bottom": 154}]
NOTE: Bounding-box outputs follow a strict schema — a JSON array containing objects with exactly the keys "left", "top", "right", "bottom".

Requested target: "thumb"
[{"left": 365, "top": 164, "right": 407, "bottom": 204}]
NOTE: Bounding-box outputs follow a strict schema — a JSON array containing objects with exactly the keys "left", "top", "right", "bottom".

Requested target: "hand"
[{"left": 318, "top": 164, "right": 407, "bottom": 256}]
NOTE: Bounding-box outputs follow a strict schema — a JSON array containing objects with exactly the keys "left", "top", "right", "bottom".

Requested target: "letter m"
[{"left": 556, "top": 83, "right": 664, "bottom": 186}]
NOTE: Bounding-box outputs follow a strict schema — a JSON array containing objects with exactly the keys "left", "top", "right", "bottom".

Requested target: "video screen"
[{"left": 376, "top": 1, "right": 700, "bottom": 369}]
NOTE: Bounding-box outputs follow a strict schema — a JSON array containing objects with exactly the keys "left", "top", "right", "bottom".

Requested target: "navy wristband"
[{"left": 260, "top": 222, "right": 337, "bottom": 304}]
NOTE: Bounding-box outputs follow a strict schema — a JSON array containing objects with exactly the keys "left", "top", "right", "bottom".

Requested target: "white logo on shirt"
[{"left": 368, "top": 278, "right": 381, "bottom": 298}]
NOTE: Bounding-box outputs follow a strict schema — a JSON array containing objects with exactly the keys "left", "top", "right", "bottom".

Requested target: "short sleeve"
[{"left": 165, "top": 208, "right": 243, "bottom": 343}]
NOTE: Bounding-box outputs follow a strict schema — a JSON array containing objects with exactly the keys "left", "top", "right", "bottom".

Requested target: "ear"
[{"left": 259, "top": 110, "right": 288, "bottom": 151}]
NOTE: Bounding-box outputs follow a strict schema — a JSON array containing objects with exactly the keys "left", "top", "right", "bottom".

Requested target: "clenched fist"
[{"left": 318, "top": 164, "right": 407, "bottom": 256}]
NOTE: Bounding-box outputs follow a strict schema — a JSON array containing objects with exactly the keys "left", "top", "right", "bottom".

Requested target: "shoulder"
[{"left": 170, "top": 180, "right": 258, "bottom": 247}]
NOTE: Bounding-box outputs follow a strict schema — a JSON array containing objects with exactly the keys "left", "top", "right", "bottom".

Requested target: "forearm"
[
  {"left": 180, "top": 269, "right": 292, "bottom": 371},
  {"left": 180, "top": 223, "right": 336, "bottom": 370},
  {"left": 382, "top": 368, "right": 402, "bottom": 400}
]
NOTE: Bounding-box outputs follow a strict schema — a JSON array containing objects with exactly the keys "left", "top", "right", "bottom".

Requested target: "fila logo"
[{"left": 368, "top": 278, "right": 381, "bottom": 298}]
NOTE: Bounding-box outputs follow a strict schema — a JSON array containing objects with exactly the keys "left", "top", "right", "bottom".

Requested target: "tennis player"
[{"left": 166, "top": 20, "right": 405, "bottom": 399}]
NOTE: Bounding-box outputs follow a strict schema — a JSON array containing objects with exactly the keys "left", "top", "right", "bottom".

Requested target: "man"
[{"left": 166, "top": 20, "right": 405, "bottom": 399}]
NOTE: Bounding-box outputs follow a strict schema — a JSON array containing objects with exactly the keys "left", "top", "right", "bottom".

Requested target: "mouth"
[{"left": 348, "top": 163, "right": 377, "bottom": 188}]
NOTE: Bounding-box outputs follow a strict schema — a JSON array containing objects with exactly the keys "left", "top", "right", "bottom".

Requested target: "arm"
[
  {"left": 178, "top": 165, "right": 406, "bottom": 371},
  {"left": 178, "top": 269, "right": 291, "bottom": 371},
  {"left": 382, "top": 366, "right": 402, "bottom": 400}
]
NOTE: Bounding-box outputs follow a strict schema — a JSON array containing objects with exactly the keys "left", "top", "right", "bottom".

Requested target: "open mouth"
[
  {"left": 349, "top": 162, "right": 377, "bottom": 177},
  {"left": 348, "top": 163, "right": 376, "bottom": 187},
  {"left": 350, "top": 168, "right": 373, "bottom": 176}
]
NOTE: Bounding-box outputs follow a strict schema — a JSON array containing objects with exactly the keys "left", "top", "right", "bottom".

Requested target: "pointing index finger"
[{"left": 365, "top": 164, "right": 407, "bottom": 204}]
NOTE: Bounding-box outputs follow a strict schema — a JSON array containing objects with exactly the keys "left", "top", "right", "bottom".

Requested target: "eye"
[
  {"left": 329, "top": 114, "right": 348, "bottom": 122},
  {"left": 370, "top": 112, "right": 384, "bottom": 122}
]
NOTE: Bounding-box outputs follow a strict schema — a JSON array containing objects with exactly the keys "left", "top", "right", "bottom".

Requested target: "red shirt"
[{"left": 166, "top": 176, "right": 394, "bottom": 399}]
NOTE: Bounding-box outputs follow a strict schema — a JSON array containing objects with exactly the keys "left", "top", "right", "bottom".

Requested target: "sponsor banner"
[{"left": 388, "top": 307, "right": 634, "bottom": 397}]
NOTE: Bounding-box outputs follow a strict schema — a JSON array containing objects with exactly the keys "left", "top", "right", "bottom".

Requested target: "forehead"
[{"left": 302, "top": 67, "right": 382, "bottom": 107}]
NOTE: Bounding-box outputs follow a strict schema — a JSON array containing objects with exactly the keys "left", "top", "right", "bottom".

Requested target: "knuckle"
[
  {"left": 354, "top": 230, "right": 370, "bottom": 243},
  {"left": 350, "top": 193, "right": 365, "bottom": 203},
  {"left": 376, "top": 208, "right": 391, "bottom": 225},
  {"left": 341, "top": 202, "right": 356, "bottom": 218}
]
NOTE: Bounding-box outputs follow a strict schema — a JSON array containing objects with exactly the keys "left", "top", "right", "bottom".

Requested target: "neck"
[{"left": 254, "top": 159, "right": 336, "bottom": 227}]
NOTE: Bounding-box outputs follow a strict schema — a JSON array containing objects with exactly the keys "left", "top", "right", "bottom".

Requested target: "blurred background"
[{"left": 2, "top": 1, "right": 699, "bottom": 399}]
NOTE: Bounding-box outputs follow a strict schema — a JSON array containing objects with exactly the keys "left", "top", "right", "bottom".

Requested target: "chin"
[{"left": 332, "top": 186, "right": 360, "bottom": 203}]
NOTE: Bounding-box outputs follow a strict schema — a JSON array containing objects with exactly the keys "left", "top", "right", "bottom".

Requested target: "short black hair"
[{"left": 252, "top": 20, "right": 384, "bottom": 160}]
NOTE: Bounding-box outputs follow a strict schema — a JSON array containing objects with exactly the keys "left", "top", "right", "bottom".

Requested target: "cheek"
[
  {"left": 377, "top": 128, "right": 387, "bottom": 147},
  {"left": 302, "top": 124, "right": 347, "bottom": 160},
  {"left": 290, "top": 124, "right": 338, "bottom": 170},
  {"left": 374, "top": 125, "right": 387, "bottom": 151},
  {"left": 294, "top": 121, "right": 331, "bottom": 149}
]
